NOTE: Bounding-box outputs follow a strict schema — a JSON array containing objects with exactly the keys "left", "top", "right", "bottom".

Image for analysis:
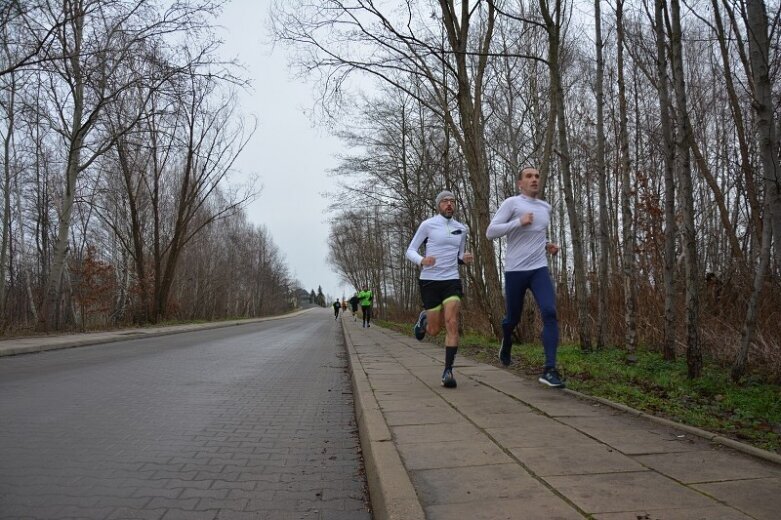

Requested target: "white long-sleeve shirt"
[
  {"left": 486, "top": 194, "right": 551, "bottom": 272},
  {"left": 406, "top": 215, "right": 467, "bottom": 280}
]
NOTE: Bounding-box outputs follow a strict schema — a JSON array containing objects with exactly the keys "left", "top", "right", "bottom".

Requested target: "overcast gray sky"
[{"left": 216, "top": 0, "right": 353, "bottom": 300}]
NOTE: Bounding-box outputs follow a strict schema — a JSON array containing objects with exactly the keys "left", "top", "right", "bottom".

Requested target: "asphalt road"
[{"left": 0, "top": 311, "right": 371, "bottom": 520}]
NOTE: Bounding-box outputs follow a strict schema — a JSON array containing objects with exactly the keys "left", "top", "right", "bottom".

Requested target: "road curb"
[
  {"left": 0, "top": 309, "right": 316, "bottom": 357},
  {"left": 341, "top": 320, "right": 426, "bottom": 520}
]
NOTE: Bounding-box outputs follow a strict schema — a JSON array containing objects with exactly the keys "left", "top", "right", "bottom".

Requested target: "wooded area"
[
  {"left": 273, "top": 0, "right": 781, "bottom": 381},
  {"left": 0, "top": 0, "right": 296, "bottom": 332}
]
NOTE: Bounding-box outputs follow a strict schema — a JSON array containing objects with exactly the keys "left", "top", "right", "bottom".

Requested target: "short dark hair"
[{"left": 518, "top": 166, "right": 538, "bottom": 180}]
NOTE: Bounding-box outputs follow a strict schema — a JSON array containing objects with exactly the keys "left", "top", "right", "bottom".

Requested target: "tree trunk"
[
  {"left": 616, "top": 0, "right": 638, "bottom": 357},
  {"left": 711, "top": 0, "right": 762, "bottom": 250},
  {"left": 732, "top": 206, "right": 771, "bottom": 381},
  {"left": 670, "top": 0, "right": 702, "bottom": 378},
  {"left": 594, "top": 0, "right": 609, "bottom": 349},
  {"left": 733, "top": 0, "right": 781, "bottom": 380},
  {"left": 44, "top": 136, "right": 83, "bottom": 329},
  {"left": 541, "top": 0, "right": 592, "bottom": 351},
  {"left": 0, "top": 72, "right": 14, "bottom": 321},
  {"left": 655, "top": 0, "right": 677, "bottom": 361},
  {"left": 439, "top": 0, "right": 504, "bottom": 334},
  {"left": 40, "top": 3, "right": 87, "bottom": 331},
  {"left": 745, "top": 0, "right": 781, "bottom": 264}
]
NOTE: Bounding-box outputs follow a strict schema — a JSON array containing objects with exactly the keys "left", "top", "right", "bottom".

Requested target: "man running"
[
  {"left": 332, "top": 299, "right": 341, "bottom": 320},
  {"left": 357, "top": 287, "right": 373, "bottom": 327},
  {"left": 486, "top": 167, "right": 564, "bottom": 388},
  {"left": 406, "top": 190, "right": 473, "bottom": 388},
  {"left": 349, "top": 293, "right": 360, "bottom": 322}
]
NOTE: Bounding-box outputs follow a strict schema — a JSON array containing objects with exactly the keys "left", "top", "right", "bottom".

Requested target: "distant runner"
[
  {"left": 349, "top": 293, "right": 360, "bottom": 322},
  {"left": 357, "top": 287, "right": 373, "bottom": 328}
]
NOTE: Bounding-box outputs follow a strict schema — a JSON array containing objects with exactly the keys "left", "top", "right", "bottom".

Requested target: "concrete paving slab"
[
  {"left": 510, "top": 441, "right": 647, "bottom": 476},
  {"left": 477, "top": 377, "right": 548, "bottom": 397},
  {"left": 558, "top": 412, "right": 662, "bottom": 431},
  {"left": 544, "top": 471, "right": 717, "bottom": 513},
  {"left": 440, "top": 394, "right": 527, "bottom": 410},
  {"left": 693, "top": 477, "right": 781, "bottom": 520},
  {"left": 383, "top": 407, "right": 464, "bottom": 426},
  {"left": 470, "top": 412, "right": 542, "bottom": 428},
  {"left": 520, "top": 396, "right": 610, "bottom": 417},
  {"left": 391, "top": 422, "right": 485, "bottom": 445},
  {"left": 363, "top": 365, "right": 409, "bottom": 375},
  {"left": 397, "top": 439, "right": 512, "bottom": 470},
  {"left": 410, "top": 463, "right": 542, "bottom": 505},
  {"left": 377, "top": 398, "right": 443, "bottom": 412},
  {"left": 601, "top": 437, "right": 705, "bottom": 455},
  {"left": 457, "top": 365, "right": 515, "bottom": 379},
  {"left": 558, "top": 416, "right": 707, "bottom": 454},
  {"left": 593, "top": 505, "right": 755, "bottom": 520},
  {"left": 425, "top": 497, "right": 585, "bottom": 520},
  {"left": 486, "top": 418, "right": 590, "bottom": 448},
  {"left": 396, "top": 359, "right": 443, "bottom": 369},
  {"left": 372, "top": 389, "right": 433, "bottom": 402},
  {"left": 367, "top": 378, "right": 427, "bottom": 392},
  {"left": 633, "top": 448, "right": 781, "bottom": 483}
]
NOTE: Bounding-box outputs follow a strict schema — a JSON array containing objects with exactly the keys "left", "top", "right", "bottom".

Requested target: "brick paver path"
[{"left": 0, "top": 311, "right": 370, "bottom": 520}]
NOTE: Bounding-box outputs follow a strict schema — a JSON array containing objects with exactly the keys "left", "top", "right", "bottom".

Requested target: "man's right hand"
[{"left": 421, "top": 256, "right": 436, "bottom": 266}]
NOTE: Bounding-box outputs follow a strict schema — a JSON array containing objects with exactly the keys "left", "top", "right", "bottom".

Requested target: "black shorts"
[{"left": 419, "top": 279, "right": 463, "bottom": 311}]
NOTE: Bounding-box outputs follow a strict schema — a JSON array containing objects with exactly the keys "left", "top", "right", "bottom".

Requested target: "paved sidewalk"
[{"left": 343, "top": 320, "right": 781, "bottom": 520}]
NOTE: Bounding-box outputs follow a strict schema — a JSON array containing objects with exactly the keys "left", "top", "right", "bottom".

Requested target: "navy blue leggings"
[{"left": 502, "top": 267, "right": 559, "bottom": 369}]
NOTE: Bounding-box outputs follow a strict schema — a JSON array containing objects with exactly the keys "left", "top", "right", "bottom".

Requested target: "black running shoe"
[
  {"left": 498, "top": 338, "right": 512, "bottom": 366},
  {"left": 441, "top": 368, "right": 457, "bottom": 388},
  {"left": 538, "top": 368, "right": 565, "bottom": 388},
  {"left": 413, "top": 311, "right": 427, "bottom": 341}
]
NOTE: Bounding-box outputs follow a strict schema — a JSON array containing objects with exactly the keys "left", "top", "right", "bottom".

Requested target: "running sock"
[{"left": 445, "top": 346, "right": 458, "bottom": 369}]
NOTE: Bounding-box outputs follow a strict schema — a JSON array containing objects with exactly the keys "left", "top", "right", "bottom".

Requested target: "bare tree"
[
  {"left": 732, "top": 0, "right": 780, "bottom": 380},
  {"left": 651, "top": 0, "right": 678, "bottom": 361},
  {"left": 615, "top": 0, "right": 638, "bottom": 357},
  {"left": 38, "top": 0, "right": 221, "bottom": 329},
  {"left": 669, "top": 0, "right": 702, "bottom": 377},
  {"left": 0, "top": 68, "right": 18, "bottom": 322},
  {"left": 0, "top": 1, "right": 69, "bottom": 77},
  {"left": 102, "top": 71, "right": 254, "bottom": 322},
  {"left": 594, "top": 0, "right": 610, "bottom": 349},
  {"left": 539, "top": 0, "right": 592, "bottom": 351},
  {"left": 744, "top": 0, "right": 781, "bottom": 264}
]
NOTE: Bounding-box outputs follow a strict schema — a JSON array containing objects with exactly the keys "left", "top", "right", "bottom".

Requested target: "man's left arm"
[{"left": 458, "top": 227, "right": 473, "bottom": 265}]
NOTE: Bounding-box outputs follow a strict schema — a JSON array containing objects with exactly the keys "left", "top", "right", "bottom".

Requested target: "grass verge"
[{"left": 379, "top": 320, "right": 781, "bottom": 454}]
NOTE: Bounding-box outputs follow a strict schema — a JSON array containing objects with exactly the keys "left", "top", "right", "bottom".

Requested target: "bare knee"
[
  {"left": 426, "top": 313, "right": 442, "bottom": 335},
  {"left": 445, "top": 314, "right": 459, "bottom": 335}
]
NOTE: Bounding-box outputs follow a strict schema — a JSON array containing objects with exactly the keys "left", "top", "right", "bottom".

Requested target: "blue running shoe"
[
  {"left": 498, "top": 338, "right": 512, "bottom": 367},
  {"left": 538, "top": 368, "right": 565, "bottom": 388},
  {"left": 413, "top": 310, "right": 427, "bottom": 341},
  {"left": 441, "top": 368, "right": 457, "bottom": 388}
]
